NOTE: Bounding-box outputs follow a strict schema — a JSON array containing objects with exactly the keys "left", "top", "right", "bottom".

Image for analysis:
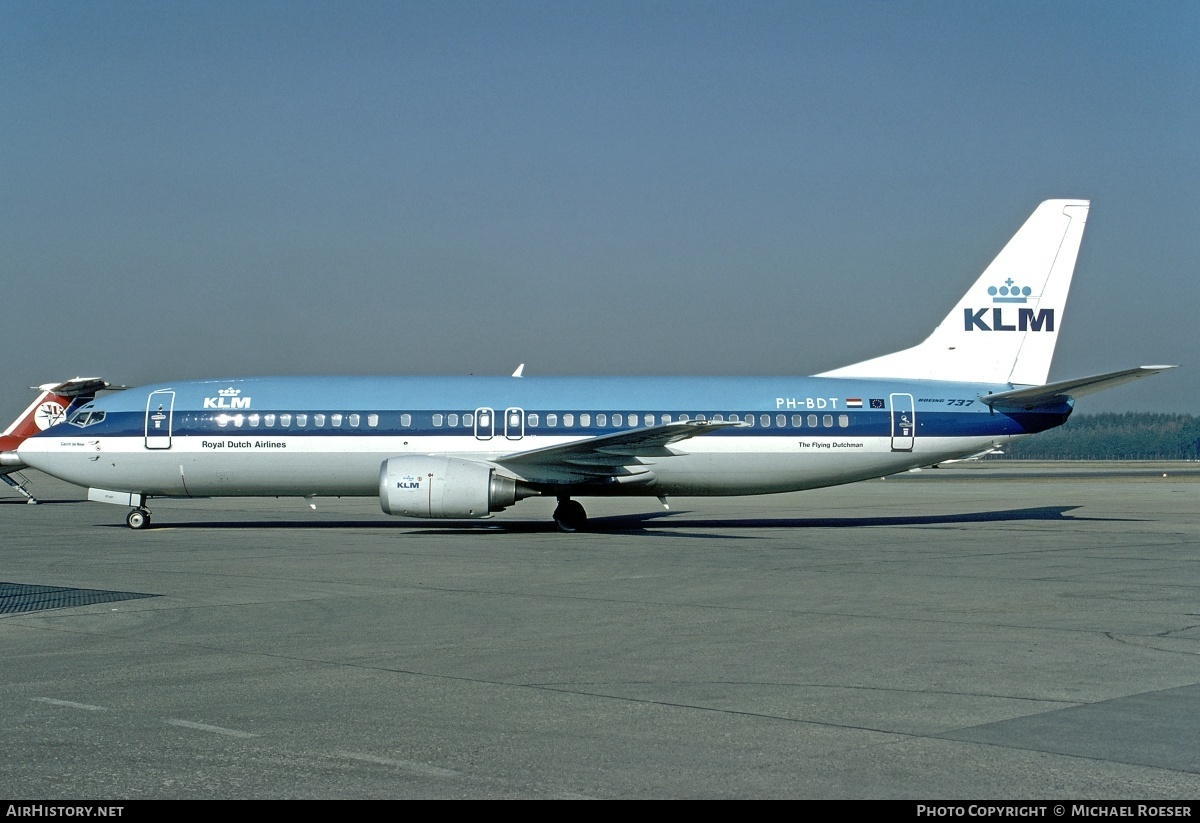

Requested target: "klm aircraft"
[{"left": 18, "top": 200, "right": 1173, "bottom": 531}]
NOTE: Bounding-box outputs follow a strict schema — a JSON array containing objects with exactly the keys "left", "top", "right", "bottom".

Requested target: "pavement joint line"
[
  {"left": 164, "top": 719, "right": 260, "bottom": 738},
  {"left": 31, "top": 697, "right": 108, "bottom": 711}
]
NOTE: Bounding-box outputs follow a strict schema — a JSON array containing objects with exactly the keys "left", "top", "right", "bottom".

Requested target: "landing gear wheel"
[
  {"left": 126, "top": 508, "right": 151, "bottom": 530},
  {"left": 552, "top": 499, "right": 587, "bottom": 533}
]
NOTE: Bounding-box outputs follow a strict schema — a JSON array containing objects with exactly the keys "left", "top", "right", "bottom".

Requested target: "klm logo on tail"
[{"left": 964, "top": 279, "right": 1054, "bottom": 332}]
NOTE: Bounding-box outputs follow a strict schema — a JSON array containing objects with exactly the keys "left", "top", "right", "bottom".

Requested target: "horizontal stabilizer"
[
  {"left": 35, "top": 377, "right": 125, "bottom": 396},
  {"left": 981, "top": 366, "right": 1177, "bottom": 409}
]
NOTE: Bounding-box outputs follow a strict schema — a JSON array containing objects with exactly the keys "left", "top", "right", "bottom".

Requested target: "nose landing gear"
[{"left": 126, "top": 507, "right": 152, "bottom": 529}]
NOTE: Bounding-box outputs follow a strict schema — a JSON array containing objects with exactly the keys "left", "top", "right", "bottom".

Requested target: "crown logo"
[
  {"left": 988, "top": 278, "right": 1033, "bottom": 304},
  {"left": 218, "top": 387, "right": 241, "bottom": 397}
]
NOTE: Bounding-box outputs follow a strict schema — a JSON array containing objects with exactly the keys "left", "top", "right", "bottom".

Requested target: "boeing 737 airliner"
[{"left": 18, "top": 200, "right": 1173, "bottom": 530}]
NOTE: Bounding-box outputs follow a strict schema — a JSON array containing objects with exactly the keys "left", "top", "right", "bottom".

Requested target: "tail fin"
[
  {"left": 1, "top": 377, "right": 114, "bottom": 442},
  {"left": 2, "top": 389, "right": 74, "bottom": 441},
  {"left": 819, "top": 199, "right": 1090, "bottom": 385},
  {"left": 2, "top": 378, "right": 117, "bottom": 502}
]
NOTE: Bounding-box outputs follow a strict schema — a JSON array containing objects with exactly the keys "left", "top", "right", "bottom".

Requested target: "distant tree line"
[{"left": 995, "top": 413, "right": 1200, "bottom": 460}]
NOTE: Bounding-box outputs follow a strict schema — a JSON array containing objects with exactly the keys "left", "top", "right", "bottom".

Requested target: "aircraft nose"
[{"left": 15, "top": 434, "right": 57, "bottom": 471}]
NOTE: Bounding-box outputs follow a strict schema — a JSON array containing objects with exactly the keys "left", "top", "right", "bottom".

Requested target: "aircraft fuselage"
[{"left": 19, "top": 374, "right": 1067, "bottom": 502}]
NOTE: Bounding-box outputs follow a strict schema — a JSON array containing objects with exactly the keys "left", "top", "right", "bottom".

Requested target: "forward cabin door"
[
  {"left": 889, "top": 393, "right": 915, "bottom": 452},
  {"left": 145, "top": 389, "right": 175, "bottom": 450},
  {"left": 474, "top": 407, "right": 494, "bottom": 441}
]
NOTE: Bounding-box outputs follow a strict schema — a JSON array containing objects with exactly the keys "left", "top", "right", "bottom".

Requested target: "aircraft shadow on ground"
[{"left": 83, "top": 504, "right": 1146, "bottom": 533}]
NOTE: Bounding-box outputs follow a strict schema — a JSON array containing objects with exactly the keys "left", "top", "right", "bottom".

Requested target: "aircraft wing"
[
  {"left": 497, "top": 420, "right": 741, "bottom": 482},
  {"left": 981, "top": 366, "right": 1177, "bottom": 410}
]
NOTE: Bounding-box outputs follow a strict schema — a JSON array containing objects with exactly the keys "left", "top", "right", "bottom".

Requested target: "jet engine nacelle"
[{"left": 379, "top": 455, "right": 523, "bottom": 518}]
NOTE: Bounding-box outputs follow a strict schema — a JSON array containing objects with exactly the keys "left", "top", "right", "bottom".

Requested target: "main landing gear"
[
  {"left": 126, "top": 507, "right": 152, "bottom": 530},
  {"left": 552, "top": 498, "right": 587, "bottom": 533}
]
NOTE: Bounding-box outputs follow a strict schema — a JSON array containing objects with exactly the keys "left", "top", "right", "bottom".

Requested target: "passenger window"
[
  {"left": 644, "top": 414, "right": 654, "bottom": 427},
  {"left": 248, "top": 414, "right": 260, "bottom": 427},
  {"left": 775, "top": 414, "right": 786, "bottom": 427},
  {"left": 280, "top": 414, "right": 292, "bottom": 427},
  {"left": 233, "top": 414, "right": 244, "bottom": 428},
  {"left": 264, "top": 413, "right": 276, "bottom": 427},
  {"left": 792, "top": 414, "right": 803, "bottom": 427},
  {"left": 838, "top": 414, "right": 849, "bottom": 428},
  {"left": 447, "top": 413, "right": 459, "bottom": 427},
  {"left": 661, "top": 414, "right": 671, "bottom": 424},
  {"left": 580, "top": 413, "right": 591, "bottom": 427},
  {"left": 296, "top": 414, "right": 307, "bottom": 427},
  {"left": 464, "top": 413, "right": 474, "bottom": 426},
  {"left": 365, "top": 414, "right": 376, "bottom": 427},
  {"left": 563, "top": 413, "right": 574, "bottom": 427},
  {"left": 432, "top": 414, "right": 443, "bottom": 427},
  {"left": 595, "top": 413, "right": 606, "bottom": 426},
  {"left": 728, "top": 414, "right": 739, "bottom": 423},
  {"left": 760, "top": 414, "right": 770, "bottom": 427},
  {"left": 807, "top": 414, "right": 818, "bottom": 427},
  {"left": 612, "top": 413, "right": 623, "bottom": 426},
  {"left": 823, "top": 414, "right": 833, "bottom": 428},
  {"left": 627, "top": 415, "right": 638, "bottom": 428},
  {"left": 743, "top": 414, "right": 754, "bottom": 427},
  {"left": 314, "top": 413, "right": 326, "bottom": 427},
  {"left": 695, "top": 413, "right": 706, "bottom": 421},
  {"left": 400, "top": 413, "right": 411, "bottom": 427},
  {"left": 713, "top": 414, "right": 724, "bottom": 422},
  {"left": 677, "top": 413, "right": 689, "bottom": 422},
  {"left": 546, "top": 413, "right": 558, "bottom": 427},
  {"left": 331, "top": 413, "right": 343, "bottom": 427},
  {"left": 527, "top": 413, "right": 539, "bottom": 427},
  {"left": 217, "top": 415, "right": 230, "bottom": 428}
]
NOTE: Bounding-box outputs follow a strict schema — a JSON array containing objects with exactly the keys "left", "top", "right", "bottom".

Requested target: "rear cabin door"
[
  {"left": 889, "top": 393, "right": 915, "bottom": 452},
  {"left": 145, "top": 389, "right": 175, "bottom": 450}
]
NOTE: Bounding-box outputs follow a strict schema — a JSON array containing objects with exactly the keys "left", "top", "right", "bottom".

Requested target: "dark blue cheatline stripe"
[{"left": 53, "top": 407, "right": 1070, "bottom": 441}]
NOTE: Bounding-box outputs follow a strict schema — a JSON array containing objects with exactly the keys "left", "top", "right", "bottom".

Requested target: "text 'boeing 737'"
[{"left": 18, "top": 200, "right": 1175, "bottom": 531}]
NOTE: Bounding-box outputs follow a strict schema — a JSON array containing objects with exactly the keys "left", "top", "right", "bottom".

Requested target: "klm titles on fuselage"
[{"left": 203, "top": 387, "right": 251, "bottom": 410}]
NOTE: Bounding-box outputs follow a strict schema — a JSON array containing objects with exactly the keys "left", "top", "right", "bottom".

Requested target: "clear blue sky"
[{"left": 3, "top": 1, "right": 1196, "bottom": 424}]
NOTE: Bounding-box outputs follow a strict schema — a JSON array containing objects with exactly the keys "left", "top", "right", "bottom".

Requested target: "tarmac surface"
[{"left": 2, "top": 463, "right": 1198, "bottom": 799}]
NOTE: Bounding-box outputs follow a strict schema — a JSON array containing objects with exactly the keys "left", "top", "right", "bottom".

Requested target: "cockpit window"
[{"left": 67, "top": 410, "right": 106, "bottom": 428}]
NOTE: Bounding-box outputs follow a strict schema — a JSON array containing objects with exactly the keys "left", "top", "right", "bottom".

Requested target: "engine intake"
[{"left": 379, "top": 455, "right": 529, "bottom": 518}]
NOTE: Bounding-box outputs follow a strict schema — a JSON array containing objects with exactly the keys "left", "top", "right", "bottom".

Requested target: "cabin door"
[
  {"left": 889, "top": 393, "right": 915, "bottom": 452},
  {"left": 474, "top": 407, "right": 494, "bottom": 441},
  {"left": 145, "top": 389, "right": 175, "bottom": 450},
  {"left": 504, "top": 407, "right": 525, "bottom": 441}
]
